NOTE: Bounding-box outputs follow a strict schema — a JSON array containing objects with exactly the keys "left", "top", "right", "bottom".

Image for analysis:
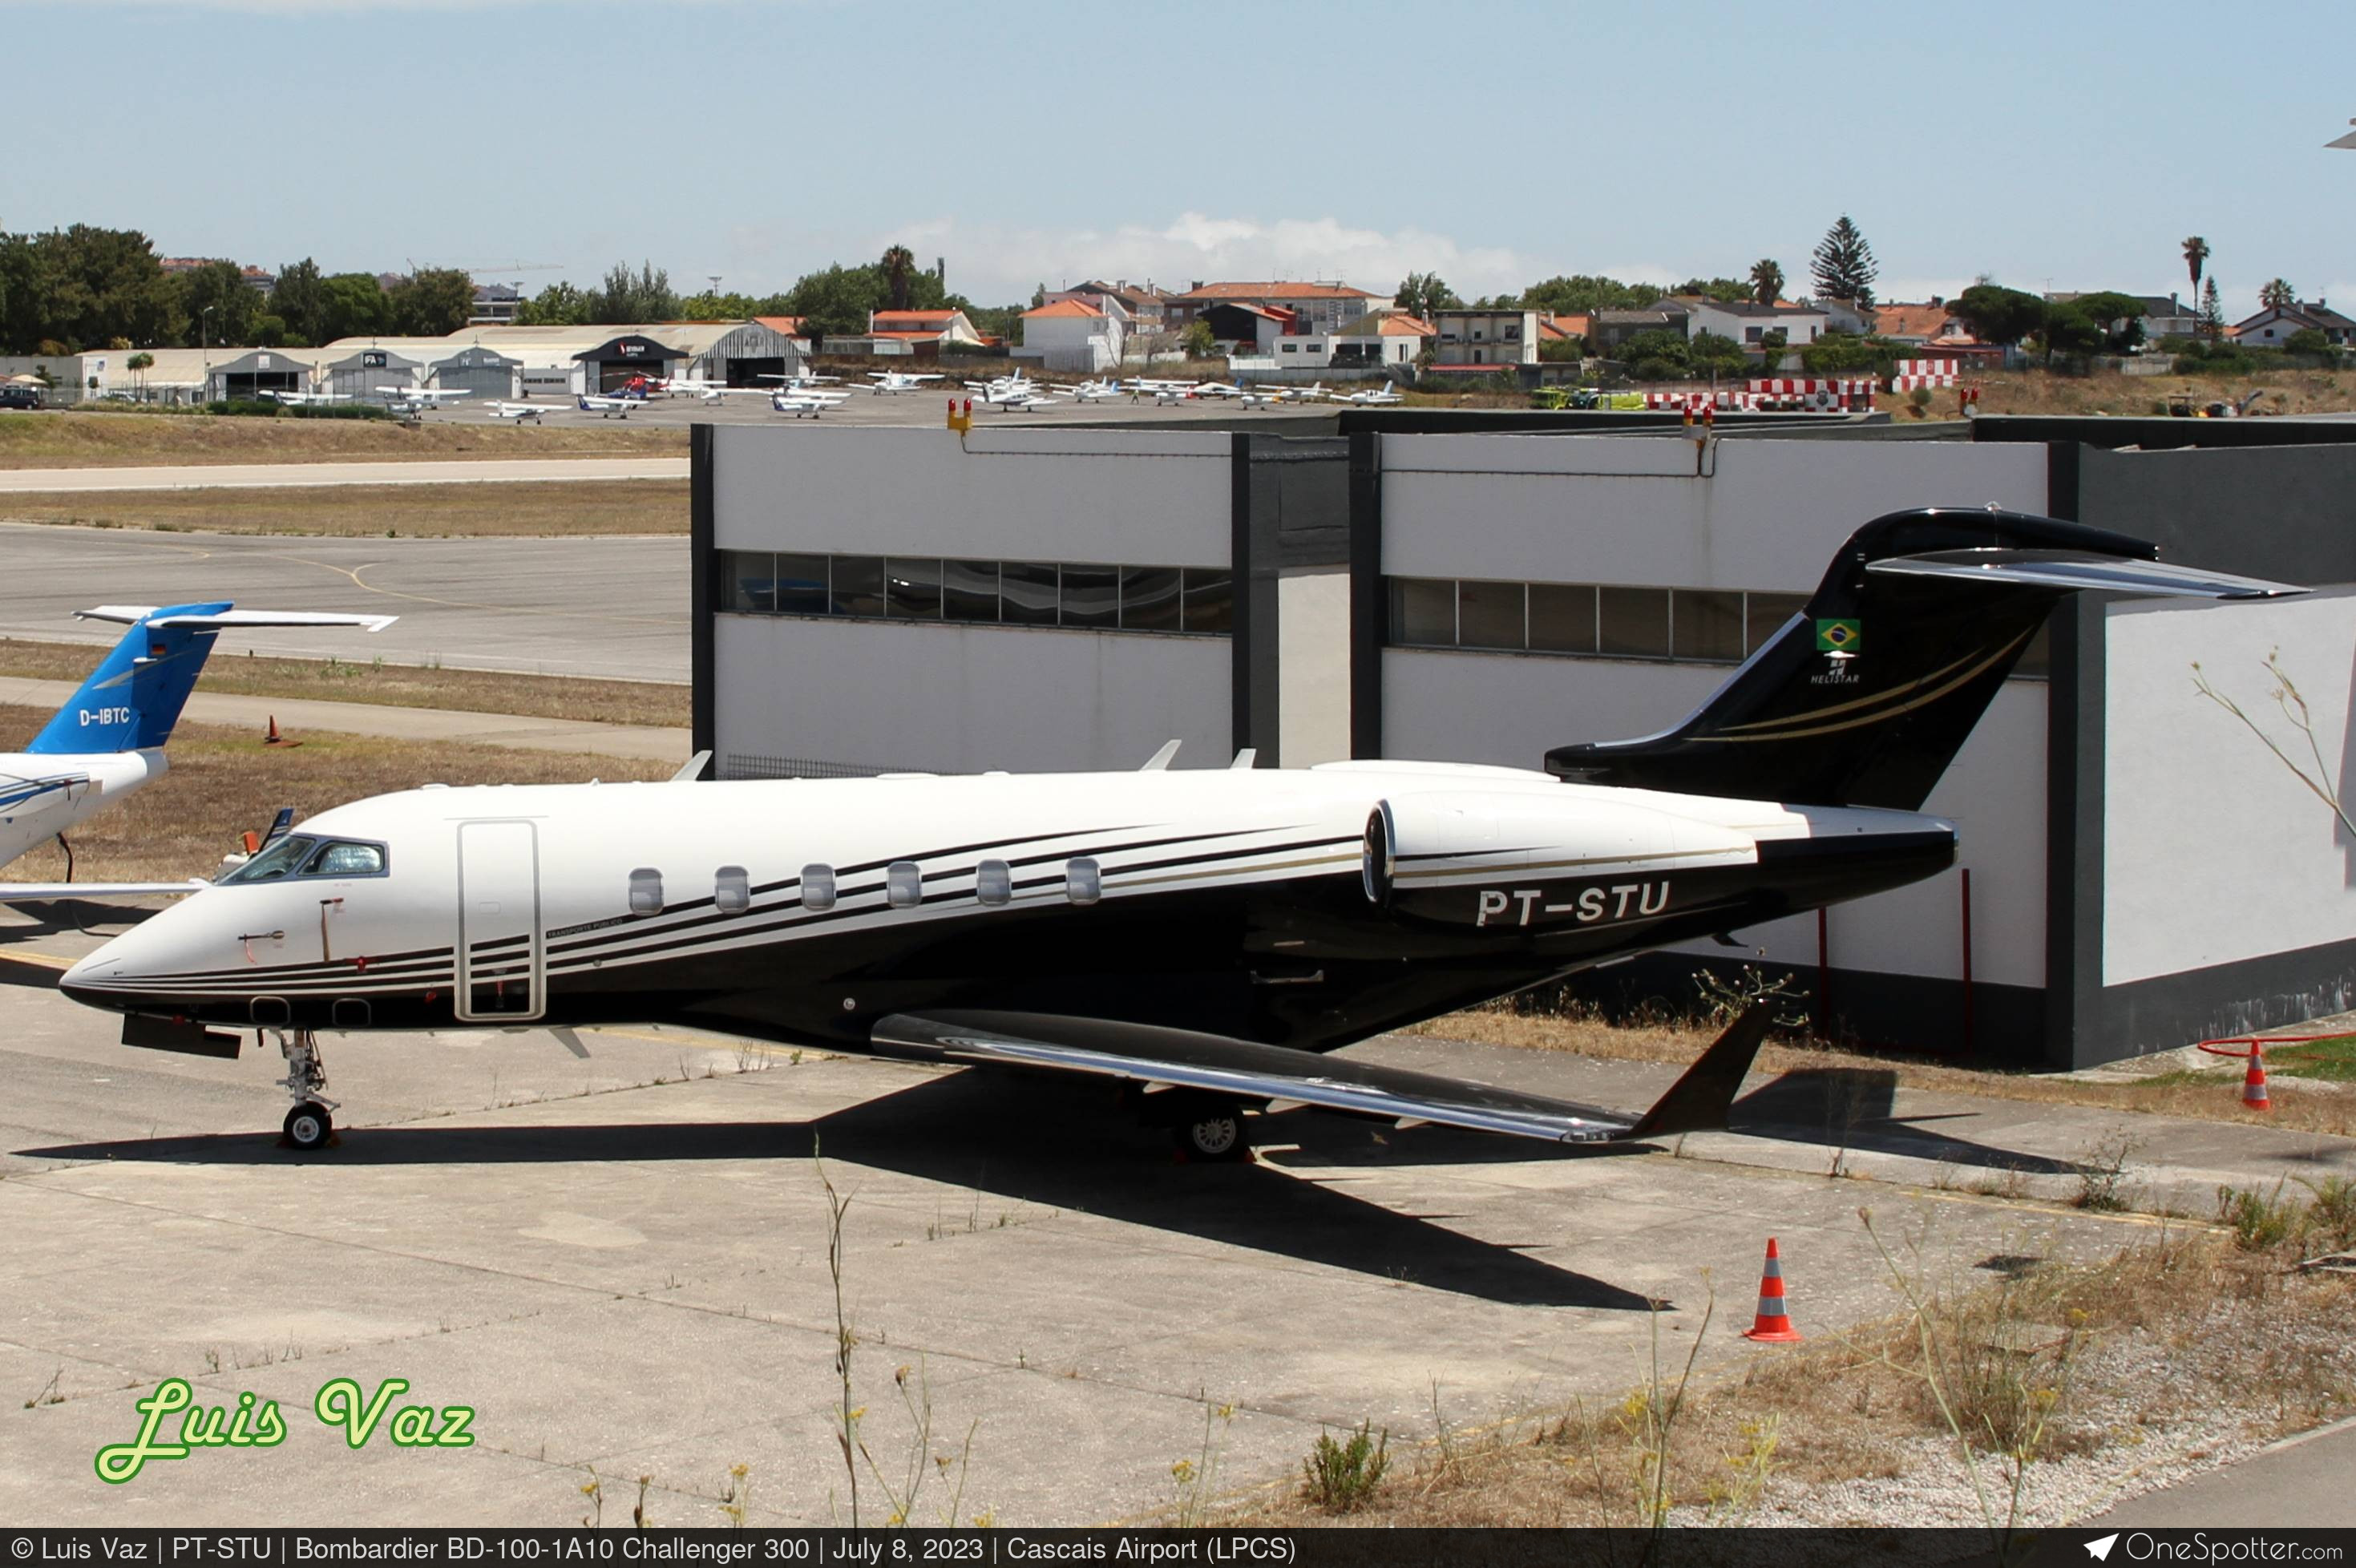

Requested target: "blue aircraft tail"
[{"left": 26, "top": 602, "right": 234, "bottom": 755}]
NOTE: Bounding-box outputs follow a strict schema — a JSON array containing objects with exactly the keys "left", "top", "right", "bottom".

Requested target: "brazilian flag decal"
[{"left": 1814, "top": 618, "right": 1862, "bottom": 653}]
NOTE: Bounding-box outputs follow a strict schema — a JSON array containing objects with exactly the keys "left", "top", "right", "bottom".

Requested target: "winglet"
[
  {"left": 1619, "top": 1003, "right": 1775, "bottom": 1140},
  {"left": 670, "top": 750, "right": 713, "bottom": 783},
  {"left": 1141, "top": 739, "right": 1181, "bottom": 771}
]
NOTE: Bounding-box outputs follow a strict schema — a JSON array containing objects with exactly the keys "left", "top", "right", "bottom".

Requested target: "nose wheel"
[{"left": 272, "top": 1029, "right": 340, "bottom": 1150}]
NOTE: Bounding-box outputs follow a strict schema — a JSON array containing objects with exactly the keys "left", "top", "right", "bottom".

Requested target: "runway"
[
  {"left": 0, "top": 522, "right": 688, "bottom": 682},
  {"left": 0, "top": 456, "right": 688, "bottom": 492}
]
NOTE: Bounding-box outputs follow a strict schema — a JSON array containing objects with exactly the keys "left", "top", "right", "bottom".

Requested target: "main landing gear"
[
  {"left": 273, "top": 1029, "right": 339, "bottom": 1151},
  {"left": 1165, "top": 1095, "right": 1253, "bottom": 1164}
]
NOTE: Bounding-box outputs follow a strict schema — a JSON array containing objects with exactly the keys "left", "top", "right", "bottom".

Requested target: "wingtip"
[{"left": 1621, "top": 1001, "right": 1776, "bottom": 1141}]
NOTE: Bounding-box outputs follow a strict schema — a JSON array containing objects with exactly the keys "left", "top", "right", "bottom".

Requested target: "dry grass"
[
  {"left": 0, "top": 479, "right": 685, "bottom": 536},
  {"left": 1416, "top": 1001, "right": 2356, "bottom": 1138},
  {"left": 0, "top": 409, "right": 684, "bottom": 467},
  {"left": 1238, "top": 1222, "right": 2356, "bottom": 1528},
  {"left": 0, "top": 640, "right": 687, "bottom": 729},
  {"left": 0, "top": 705, "right": 671, "bottom": 884},
  {"left": 1889, "top": 366, "right": 2356, "bottom": 423}
]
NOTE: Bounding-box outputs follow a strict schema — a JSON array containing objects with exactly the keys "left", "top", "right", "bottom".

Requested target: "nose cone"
[
  {"left": 61, "top": 931, "right": 143, "bottom": 1011},
  {"left": 59, "top": 901, "right": 207, "bottom": 1012}
]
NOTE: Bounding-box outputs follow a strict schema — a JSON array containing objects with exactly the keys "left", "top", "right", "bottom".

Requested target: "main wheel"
[
  {"left": 283, "top": 1101, "right": 333, "bottom": 1150},
  {"left": 1176, "top": 1105, "right": 1249, "bottom": 1163}
]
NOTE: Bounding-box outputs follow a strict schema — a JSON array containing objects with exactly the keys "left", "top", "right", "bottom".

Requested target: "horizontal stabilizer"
[
  {"left": 76, "top": 607, "right": 398, "bottom": 632},
  {"left": 0, "top": 879, "right": 208, "bottom": 902},
  {"left": 871, "top": 1005, "right": 1775, "bottom": 1148},
  {"left": 1867, "top": 550, "right": 2301, "bottom": 600}
]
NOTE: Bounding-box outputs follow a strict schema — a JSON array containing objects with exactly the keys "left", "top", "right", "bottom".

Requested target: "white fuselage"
[
  {"left": 61, "top": 761, "right": 1950, "bottom": 1053},
  {"left": 0, "top": 750, "right": 166, "bottom": 871}
]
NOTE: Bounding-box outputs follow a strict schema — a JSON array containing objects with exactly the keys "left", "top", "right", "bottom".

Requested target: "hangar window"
[
  {"left": 1598, "top": 587, "right": 1671, "bottom": 659},
  {"left": 1745, "top": 592, "right": 1808, "bottom": 655},
  {"left": 886, "top": 860, "right": 923, "bottom": 909},
  {"left": 830, "top": 556, "right": 887, "bottom": 617},
  {"left": 1121, "top": 567, "right": 1183, "bottom": 632},
  {"left": 628, "top": 868, "right": 665, "bottom": 917},
  {"left": 727, "top": 551, "right": 778, "bottom": 613},
  {"left": 1672, "top": 589, "right": 1746, "bottom": 663},
  {"left": 885, "top": 559, "right": 944, "bottom": 619},
  {"left": 1389, "top": 578, "right": 1455, "bottom": 646},
  {"left": 714, "top": 866, "right": 751, "bottom": 915},
  {"left": 1529, "top": 583, "right": 1598, "bottom": 653},
  {"left": 801, "top": 865, "right": 837, "bottom": 911},
  {"left": 1061, "top": 567, "right": 1120, "bottom": 630},
  {"left": 944, "top": 560, "right": 1000, "bottom": 622},
  {"left": 1065, "top": 857, "right": 1102, "bottom": 906},
  {"left": 1000, "top": 562, "right": 1061, "bottom": 626},
  {"left": 976, "top": 859, "right": 1012, "bottom": 906},
  {"left": 1457, "top": 580, "right": 1525, "bottom": 650},
  {"left": 1182, "top": 569, "right": 1234, "bottom": 634},
  {"left": 773, "top": 554, "right": 830, "bottom": 616}
]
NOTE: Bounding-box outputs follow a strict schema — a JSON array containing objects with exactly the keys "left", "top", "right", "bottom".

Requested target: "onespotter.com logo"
[
  {"left": 2088, "top": 1538, "right": 2120, "bottom": 1562},
  {"left": 2086, "top": 1532, "right": 2341, "bottom": 1562}
]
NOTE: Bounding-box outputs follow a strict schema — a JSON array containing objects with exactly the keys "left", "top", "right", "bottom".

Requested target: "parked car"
[{"left": 0, "top": 383, "right": 46, "bottom": 410}]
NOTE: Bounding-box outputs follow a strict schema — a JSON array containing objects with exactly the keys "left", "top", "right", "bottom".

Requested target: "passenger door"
[{"left": 456, "top": 820, "right": 544, "bottom": 1022}]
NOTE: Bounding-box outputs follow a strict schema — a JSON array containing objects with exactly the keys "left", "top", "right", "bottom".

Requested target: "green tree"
[
  {"left": 1799, "top": 330, "right": 1884, "bottom": 373},
  {"left": 1760, "top": 326, "right": 1788, "bottom": 361},
  {"left": 1809, "top": 215, "right": 1878, "bottom": 309},
  {"left": 515, "top": 281, "right": 590, "bottom": 326},
  {"left": 1180, "top": 320, "right": 1217, "bottom": 359},
  {"left": 1687, "top": 329, "right": 1747, "bottom": 377},
  {"left": 272, "top": 257, "right": 326, "bottom": 346},
  {"left": 177, "top": 260, "right": 259, "bottom": 346},
  {"left": 125, "top": 350, "right": 153, "bottom": 393},
  {"left": 1951, "top": 282, "right": 2045, "bottom": 348},
  {"left": 2035, "top": 304, "right": 2104, "bottom": 362},
  {"left": 1749, "top": 258, "right": 1784, "bottom": 305},
  {"left": 1393, "top": 271, "right": 1459, "bottom": 321},
  {"left": 2200, "top": 277, "right": 2225, "bottom": 340},
  {"left": 2259, "top": 277, "right": 2295, "bottom": 309},
  {"left": 2066, "top": 290, "right": 2150, "bottom": 352},
  {"left": 2182, "top": 236, "right": 2208, "bottom": 297},
  {"left": 587, "top": 261, "right": 678, "bottom": 324},
  {"left": 387, "top": 268, "right": 475, "bottom": 335},
  {"left": 880, "top": 245, "right": 917, "bottom": 313},
  {"left": 1615, "top": 328, "right": 1690, "bottom": 378},
  {"left": 2283, "top": 327, "right": 2334, "bottom": 357},
  {"left": 318, "top": 273, "right": 390, "bottom": 341},
  {"left": 1538, "top": 333, "right": 1583, "bottom": 362},
  {"left": 1675, "top": 277, "right": 1752, "bottom": 303},
  {"left": 1521, "top": 274, "right": 1651, "bottom": 315}
]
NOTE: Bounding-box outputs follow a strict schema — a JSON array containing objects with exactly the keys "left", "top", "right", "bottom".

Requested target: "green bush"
[{"left": 1300, "top": 1421, "right": 1388, "bottom": 1513}]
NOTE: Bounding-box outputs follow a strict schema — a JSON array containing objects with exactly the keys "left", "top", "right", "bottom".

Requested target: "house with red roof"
[
  {"left": 1017, "top": 297, "right": 1123, "bottom": 373},
  {"left": 867, "top": 309, "right": 983, "bottom": 354},
  {"left": 1165, "top": 281, "right": 1380, "bottom": 336}
]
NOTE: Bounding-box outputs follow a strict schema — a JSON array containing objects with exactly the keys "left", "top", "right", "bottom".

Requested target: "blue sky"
[{"left": 8, "top": 0, "right": 2352, "bottom": 317}]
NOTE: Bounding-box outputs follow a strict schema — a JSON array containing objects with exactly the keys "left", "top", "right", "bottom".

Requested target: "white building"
[
  {"left": 1016, "top": 298, "right": 1124, "bottom": 373},
  {"left": 1685, "top": 299, "right": 1826, "bottom": 347},
  {"left": 1431, "top": 309, "right": 1538, "bottom": 366}
]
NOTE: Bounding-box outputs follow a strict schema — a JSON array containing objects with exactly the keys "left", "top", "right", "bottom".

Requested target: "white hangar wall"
[
  {"left": 1376, "top": 433, "right": 2054, "bottom": 994},
  {"left": 2103, "top": 588, "right": 2356, "bottom": 990},
  {"left": 709, "top": 426, "right": 1235, "bottom": 778}
]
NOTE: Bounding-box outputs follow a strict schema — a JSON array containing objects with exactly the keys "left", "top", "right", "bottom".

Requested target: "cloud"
[{"left": 879, "top": 212, "right": 1536, "bottom": 305}]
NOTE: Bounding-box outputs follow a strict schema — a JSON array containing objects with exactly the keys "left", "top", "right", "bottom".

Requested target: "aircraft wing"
[
  {"left": 867, "top": 1004, "right": 1771, "bottom": 1146},
  {"left": 0, "top": 879, "right": 209, "bottom": 903},
  {"left": 76, "top": 608, "right": 398, "bottom": 632}
]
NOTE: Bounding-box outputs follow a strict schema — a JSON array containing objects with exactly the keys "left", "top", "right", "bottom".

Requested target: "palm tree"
[
  {"left": 2260, "top": 277, "right": 2296, "bottom": 309},
  {"left": 2181, "top": 236, "right": 2209, "bottom": 297},
  {"left": 880, "top": 246, "right": 916, "bottom": 313},
  {"left": 1749, "top": 258, "right": 1784, "bottom": 306}
]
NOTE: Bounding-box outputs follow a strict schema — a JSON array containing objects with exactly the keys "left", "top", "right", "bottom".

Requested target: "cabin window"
[
  {"left": 802, "top": 864, "right": 836, "bottom": 911},
  {"left": 976, "top": 859, "right": 1012, "bottom": 906},
  {"left": 887, "top": 861, "right": 923, "bottom": 909},
  {"left": 302, "top": 840, "right": 387, "bottom": 878},
  {"left": 628, "top": 867, "right": 664, "bottom": 917},
  {"left": 714, "top": 866, "right": 750, "bottom": 915},
  {"left": 221, "top": 835, "right": 317, "bottom": 883},
  {"left": 1066, "top": 856, "right": 1102, "bottom": 906}
]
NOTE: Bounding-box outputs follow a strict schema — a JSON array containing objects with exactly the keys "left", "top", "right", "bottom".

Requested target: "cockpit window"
[
  {"left": 221, "top": 835, "right": 317, "bottom": 884},
  {"left": 305, "top": 841, "right": 387, "bottom": 877}
]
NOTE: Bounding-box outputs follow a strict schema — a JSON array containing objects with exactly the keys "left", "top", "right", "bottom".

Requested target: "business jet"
[
  {"left": 2, "top": 604, "right": 395, "bottom": 903},
  {"left": 868, "top": 371, "right": 946, "bottom": 396},
  {"left": 484, "top": 402, "right": 554, "bottom": 423},
  {"left": 771, "top": 388, "right": 852, "bottom": 418},
  {"left": 57, "top": 511, "right": 2297, "bottom": 1158},
  {"left": 576, "top": 393, "right": 650, "bottom": 418},
  {"left": 1332, "top": 382, "right": 1404, "bottom": 406}
]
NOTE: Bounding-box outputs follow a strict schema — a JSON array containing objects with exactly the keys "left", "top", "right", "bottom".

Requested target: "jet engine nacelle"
[{"left": 1362, "top": 790, "right": 1759, "bottom": 933}]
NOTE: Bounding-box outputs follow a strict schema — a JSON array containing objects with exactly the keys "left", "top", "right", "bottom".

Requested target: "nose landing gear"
[{"left": 273, "top": 1029, "right": 338, "bottom": 1151}]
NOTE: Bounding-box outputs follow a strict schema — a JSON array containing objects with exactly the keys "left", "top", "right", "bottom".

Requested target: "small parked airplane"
[
  {"left": 1068, "top": 380, "right": 1125, "bottom": 403},
  {"left": 1, "top": 604, "right": 395, "bottom": 903},
  {"left": 965, "top": 373, "right": 1061, "bottom": 410},
  {"left": 1251, "top": 382, "right": 1331, "bottom": 404},
  {"left": 759, "top": 370, "right": 843, "bottom": 389},
  {"left": 378, "top": 386, "right": 473, "bottom": 418},
  {"left": 57, "top": 511, "right": 2300, "bottom": 1157},
  {"left": 576, "top": 393, "right": 650, "bottom": 418},
  {"left": 771, "top": 388, "right": 852, "bottom": 418},
  {"left": 484, "top": 402, "right": 554, "bottom": 423},
  {"left": 1332, "top": 382, "right": 1404, "bottom": 406},
  {"left": 264, "top": 390, "right": 350, "bottom": 407},
  {"left": 868, "top": 371, "right": 946, "bottom": 396}
]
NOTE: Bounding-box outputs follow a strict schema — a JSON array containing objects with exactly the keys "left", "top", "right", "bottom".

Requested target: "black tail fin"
[{"left": 1545, "top": 507, "right": 2300, "bottom": 809}]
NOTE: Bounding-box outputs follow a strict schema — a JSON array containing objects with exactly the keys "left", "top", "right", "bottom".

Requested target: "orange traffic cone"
[
  {"left": 2243, "top": 1044, "right": 2272, "bottom": 1113},
  {"left": 1744, "top": 1238, "right": 1803, "bottom": 1343},
  {"left": 262, "top": 714, "right": 300, "bottom": 748}
]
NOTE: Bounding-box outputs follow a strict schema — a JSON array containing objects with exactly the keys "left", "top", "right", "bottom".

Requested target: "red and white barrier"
[
  {"left": 1890, "top": 359, "right": 1959, "bottom": 391},
  {"left": 1744, "top": 377, "right": 1876, "bottom": 411}
]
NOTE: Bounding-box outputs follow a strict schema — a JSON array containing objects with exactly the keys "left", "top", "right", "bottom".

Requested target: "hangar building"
[{"left": 685, "top": 414, "right": 2356, "bottom": 1069}]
